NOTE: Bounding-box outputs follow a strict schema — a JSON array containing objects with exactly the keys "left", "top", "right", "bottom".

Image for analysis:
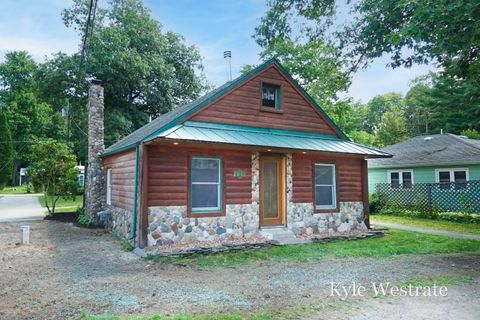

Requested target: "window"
[
  {"left": 262, "top": 83, "right": 280, "bottom": 109},
  {"left": 388, "top": 170, "right": 414, "bottom": 189},
  {"left": 436, "top": 168, "right": 469, "bottom": 190},
  {"left": 106, "top": 169, "right": 112, "bottom": 205},
  {"left": 314, "top": 164, "right": 336, "bottom": 210},
  {"left": 190, "top": 157, "right": 222, "bottom": 213},
  {"left": 436, "top": 168, "right": 469, "bottom": 183}
]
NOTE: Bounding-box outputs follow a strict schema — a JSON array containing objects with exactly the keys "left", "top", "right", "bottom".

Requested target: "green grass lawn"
[
  {"left": 0, "top": 185, "right": 33, "bottom": 194},
  {"left": 148, "top": 230, "right": 480, "bottom": 268},
  {"left": 39, "top": 195, "right": 83, "bottom": 212},
  {"left": 371, "top": 215, "right": 480, "bottom": 235}
]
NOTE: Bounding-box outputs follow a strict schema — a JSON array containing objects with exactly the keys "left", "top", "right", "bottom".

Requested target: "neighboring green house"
[{"left": 368, "top": 133, "right": 480, "bottom": 192}]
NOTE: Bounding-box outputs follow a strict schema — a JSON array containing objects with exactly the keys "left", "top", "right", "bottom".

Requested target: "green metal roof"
[
  {"left": 102, "top": 58, "right": 350, "bottom": 156},
  {"left": 150, "top": 121, "right": 391, "bottom": 157}
]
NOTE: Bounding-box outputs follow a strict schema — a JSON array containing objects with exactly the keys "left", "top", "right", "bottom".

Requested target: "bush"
[
  {"left": 374, "top": 206, "right": 480, "bottom": 224},
  {"left": 438, "top": 212, "right": 480, "bottom": 224},
  {"left": 77, "top": 207, "right": 94, "bottom": 227}
]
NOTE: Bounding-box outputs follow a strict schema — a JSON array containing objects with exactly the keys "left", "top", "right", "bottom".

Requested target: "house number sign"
[{"left": 233, "top": 170, "right": 246, "bottom": 178}]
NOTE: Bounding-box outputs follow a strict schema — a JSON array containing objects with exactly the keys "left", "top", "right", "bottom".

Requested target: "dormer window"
[{"left": 262, "top": 83, "right": 281, "bottom": 109}]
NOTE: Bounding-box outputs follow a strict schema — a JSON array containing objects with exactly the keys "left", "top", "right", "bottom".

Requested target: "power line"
[
  {"left": 79, "top": 0, "right": 95, "bottom": 72},
  {"left": 74, "top": 0, "right": 99, "bottom": 138}
]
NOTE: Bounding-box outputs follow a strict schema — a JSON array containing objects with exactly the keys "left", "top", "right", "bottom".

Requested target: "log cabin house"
[{"left": 101, "top": 59, "right": 391, "bottom": 248}]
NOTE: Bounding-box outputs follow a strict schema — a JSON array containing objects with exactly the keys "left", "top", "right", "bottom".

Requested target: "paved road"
[
  {"left": 0, "top": 194, "right": 44, "bottom": 222},
  {"left": 373, "top": 221, "right": 480, "bottom": 240}
]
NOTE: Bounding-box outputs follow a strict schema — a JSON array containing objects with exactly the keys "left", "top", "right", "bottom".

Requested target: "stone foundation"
[
  {"left": 147, "top": 204, "right": 260, "bottom": 246},
  {"left": 105, "top": 205, "right": 133, "bottom": 240},
  {"left": 287, "top": 201, "right": 366, "bottom": 236}
]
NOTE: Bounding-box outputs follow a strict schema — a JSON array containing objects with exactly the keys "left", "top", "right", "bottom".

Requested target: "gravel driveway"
[{"left": 1, "top": 220, "right": 479, "bottom": 319}]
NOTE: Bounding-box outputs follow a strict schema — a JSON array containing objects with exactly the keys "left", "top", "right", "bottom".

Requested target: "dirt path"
[
  {"left": 373, "top": 221, "right": 480, "bottom": 240},
  {"left": 1, "top": 220, "right": 479, "bottom": 319}
]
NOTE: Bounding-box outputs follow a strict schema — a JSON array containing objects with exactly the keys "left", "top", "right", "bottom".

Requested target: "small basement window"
[
  {"left": 190, "top": 157, "right": 222, "bottom": 214},
  {"left": 314, "top": 164, "right": 337, "bottom": 210},
  {"left": 262, "top": 83, "right": 281, "bottom": 109}
]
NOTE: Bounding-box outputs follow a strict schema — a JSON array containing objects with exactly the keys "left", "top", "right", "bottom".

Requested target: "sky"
[{"left": 0, "top": 0, "right": 434, "bottom": 103}]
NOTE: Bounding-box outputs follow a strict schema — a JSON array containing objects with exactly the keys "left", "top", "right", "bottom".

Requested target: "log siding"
[
  {"left": 292, "top": 154, "right": 364, "bottom": 204},
  {"left": 147, "top": 146, "right": 252, "bottom": 207},
  {"left": 189, "top": 66, "right": 338, "bottom": 135},
  {"left": 103, "top": 149, "right": 137, "bottom": 211}
]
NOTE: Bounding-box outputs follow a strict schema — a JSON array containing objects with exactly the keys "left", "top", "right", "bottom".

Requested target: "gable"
[{"left": 188, "top": 65, "right": 339, "bottom": 136}]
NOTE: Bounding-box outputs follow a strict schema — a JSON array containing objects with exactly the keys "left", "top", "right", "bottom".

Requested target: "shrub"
[{"left": 77, "top": 207, "right": 94, "bottom": 227}]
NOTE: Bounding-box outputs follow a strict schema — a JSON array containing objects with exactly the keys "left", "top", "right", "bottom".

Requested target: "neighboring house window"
[
  {"left": 387, "top": 170, "right": 413, "bottom": 188},
  {"left": 77, "top": 174, "right": 85, "bottom": 187},
  {"left": 314, "top": 164, "right": 336, "bottom": 210},
  {"left": 262, "top": 83, "right": 281, "bottom": 109},
  {"left": 435, "top": 168, "right": 469, "bottom": 190},
  {"left": 190, "top": 157, "right": 222, "bottom": 213},
  {"left": 106, "top": 169, "right": 112, "bottom": 205}
]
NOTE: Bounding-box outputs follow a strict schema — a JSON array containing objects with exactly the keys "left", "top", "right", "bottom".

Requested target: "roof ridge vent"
[{"left": 424, "top": 137, "right": 433, "bottom": 141}]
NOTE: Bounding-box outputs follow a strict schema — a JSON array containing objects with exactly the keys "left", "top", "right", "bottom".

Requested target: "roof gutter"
[{"left": 128, "top": 144, "right": 140, "bottom": 241}]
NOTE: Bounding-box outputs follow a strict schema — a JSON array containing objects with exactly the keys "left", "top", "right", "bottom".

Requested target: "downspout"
[{"left": 129, "top": 144, "right": 140, "bottom": 241}]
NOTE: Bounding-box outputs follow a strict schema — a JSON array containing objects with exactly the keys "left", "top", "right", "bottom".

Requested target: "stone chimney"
[{"left": 85, "top": 79, "right": 105, "bottom": 225}]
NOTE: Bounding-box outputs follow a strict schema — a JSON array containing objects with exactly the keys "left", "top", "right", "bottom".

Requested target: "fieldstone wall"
[
  {"left": 85, "top": 79, "right": 105, "bottom": 225},
  {"left": 287, "top": 201, "right": 366, "bottom": 236},
  {"left": 146, "top": 204, "right": 260, "bottom": 246},
  {"left": 105, "top": 205, "right": 133, "bottom": 240}
]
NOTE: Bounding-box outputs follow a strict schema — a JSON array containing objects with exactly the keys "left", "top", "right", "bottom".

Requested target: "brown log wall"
[
  {"left": 189, "top": 65, "right": 338, "bottom": 136},
  {"left": 103, "top": 149, "right": 136, "bottom": 211},
  {"left": 147, "top": 146, "right": 252, "bottom": 207},
  {"left": 292, "top": 154, "right": 364, "bottom": 203}
]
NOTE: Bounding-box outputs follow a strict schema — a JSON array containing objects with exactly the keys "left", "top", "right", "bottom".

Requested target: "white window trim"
[
  {"left": 191, "top": 157, "right": 222, "bottom": 212},
  {"left": 314, "top": 163, "right": 337, "bottom": 210},
  {"left": 106, "top": 169, "right": 112, "bottom": 206},
  {"left": 387, "top": 169, "right": 414, "bottom": 188},
  {"left": 435, "top": 168, "right": 469, "bottom": 183}
]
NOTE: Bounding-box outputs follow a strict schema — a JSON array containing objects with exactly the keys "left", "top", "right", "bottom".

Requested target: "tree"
[
  {"left": 51, "top": 0, "right": 208, "bottom": 158},
  {"left": 460, "top": 129, "right": 480, "bottom": 140},
  {"left": 0, "top": 110, "right": 13, "bottom": 189},
  {"left": 256, "top": 0, "right": 480, "bottom": 78},
  {"left": 376, "top": 108, "right": 408, "bottom": 147},
  {"left": 260, "top": 39, "right": 350, "bottom": 109},
  {"left": 363, "top": 93, "right": 404, "bottom": 134},
  {"left": 255, "top": 1, "right": 480, "bottom": 142},
  {"left": 0, "top": 52, "right": 66, "bottom": 184},
  {"left": 28, "top": 140, "right": 79, "bottom": 215}
]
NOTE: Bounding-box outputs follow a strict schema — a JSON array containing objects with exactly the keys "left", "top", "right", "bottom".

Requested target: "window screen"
[
  {"left": 314, "top": 164, "right": 336, "bottom": 209},
  {"left": 190, "top": 158, "right": 221, "bottom": 212}
]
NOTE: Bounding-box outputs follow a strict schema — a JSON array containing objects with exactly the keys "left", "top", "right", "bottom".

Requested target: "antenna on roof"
[{"left": 224, "top": 51, "right": 232, "bottom": 81}]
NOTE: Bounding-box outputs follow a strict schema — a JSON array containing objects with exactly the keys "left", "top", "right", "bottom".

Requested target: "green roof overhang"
[{"left": 147, "top": 121, "right": 391, "bottom": 157}]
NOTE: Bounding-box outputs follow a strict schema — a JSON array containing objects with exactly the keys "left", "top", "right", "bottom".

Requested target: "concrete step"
[{"left": 261, "top": 227, "right": 311, "bottom": 245}]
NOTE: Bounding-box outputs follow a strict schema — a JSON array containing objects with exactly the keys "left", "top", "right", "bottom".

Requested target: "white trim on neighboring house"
[
  {"left": 434, "top": 168, "right": 469, "bottom": 183},
  {"left": 106, "top": 169, "right": 112, "bottom": 205},
  {"left": 387, "top": 169, "right": 414, "bottom": 188}
]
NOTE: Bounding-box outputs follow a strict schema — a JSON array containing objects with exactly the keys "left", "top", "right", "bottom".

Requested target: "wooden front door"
[{"left": 260, "top": 155, "right": 286, "bottom": 227}]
